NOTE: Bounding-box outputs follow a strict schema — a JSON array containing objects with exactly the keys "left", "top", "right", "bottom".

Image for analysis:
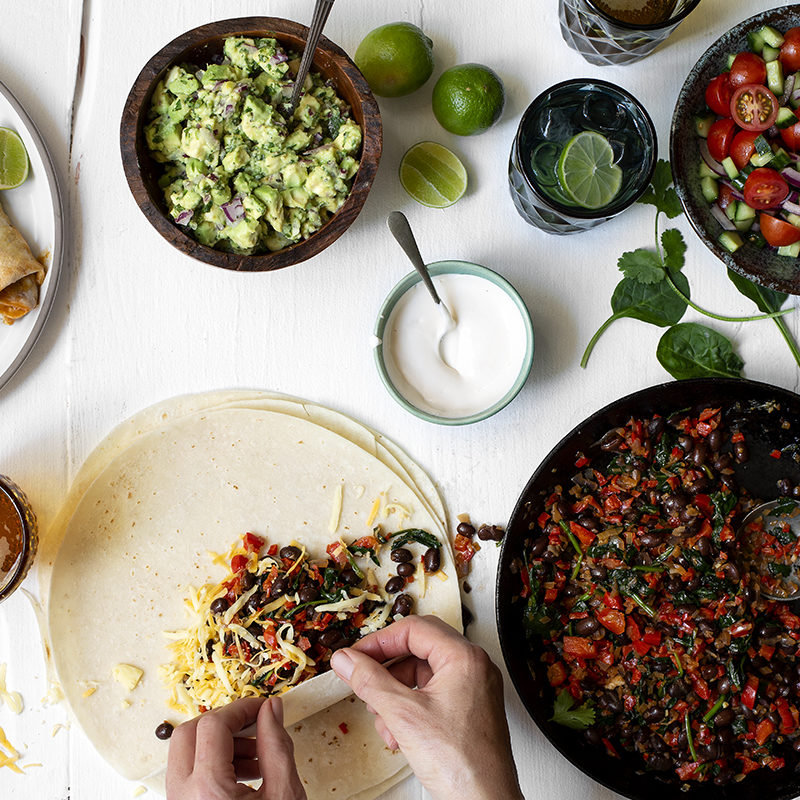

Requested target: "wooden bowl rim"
[{"left": 120, "top": 16, "right": 382, "bottom": 272}]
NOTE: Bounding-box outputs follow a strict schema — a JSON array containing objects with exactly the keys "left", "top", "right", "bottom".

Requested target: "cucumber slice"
[
  {"left": 722, "top": 156, "right": 739, "bottom": 180},
  {"left": 750, "top": 151, "right": 774, "bottom": 168},
  {"left": 719, "top": 231, "right": 744, "bottom": 253},
  {"left": 748, "top": 30, "right": 766, "bottom": 53},
  {"left": 726, "top": 53, "right": 736, "bottom": 70},
  {"left": 700, "top": 176, "right": 719, "bottom": 203},
  {"left": 767, "top": 61, "right": 785, "bottom": 95},
  {"left": 786, "top": 212, "right": 800, "bottom": 228},
  {"left": 778, "top": 242, "right": 800, "bottom": 257},
  {"left": 699, "top": 160, "right": 719, "bottom": 180},
  {"left": 694, "top": 113, "right": 716, "bottom": 138},
  {"left": 735, "top": 202, "right": 756, "bottom": 222},
  {"left": 731, "top": 165, "right": 754, "bottom": 192},
  {"left": 725, "top": 200, "right": 738, "bottom": 221},
  {"left": 770, "top": 148, "right": 792, "bottom": 171},
  {"left": 760, "top": 25, "right": 785, "bottom": 48},
  {"left": 776, "top": 107, "right": 798, "bottom": 129},
  {"left": 763, "top": 45, "right": 781, "bottom": 64},
  {"left": 734, "top": 218, "right": 754, "bottom": 233}
]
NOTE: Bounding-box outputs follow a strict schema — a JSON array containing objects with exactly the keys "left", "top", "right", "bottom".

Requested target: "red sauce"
[{"left": 0, "top": 489, "right": 23, "bottom": 578}]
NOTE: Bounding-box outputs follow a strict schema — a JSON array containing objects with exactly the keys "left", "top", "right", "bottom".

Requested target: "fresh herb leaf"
[
  {"left": 710, "top": 489, "right": 737, "bottom": 542},
  {"left": 550, "top": 691, "right": 595, "bottom": 730},
  {"left": 522, "top": 578, "right": 554, "bottom": 636},
  {"left": 637, "top": 160, "right": 682, "bottom": 219},
  {"left": 326, "top": 108, "right": 342, "bottom": 140},
  {"left": 656, "top": 323, "right": 743, "bottom": 380},
  {"left": 661, "top": 228, "right": 686, "bottom": 272},
  {"left": 769, "top": 562, "right": 792, "bottom": 577},
  {"left": 775, "top": 525, "right": 797, "bottom": 545},
  {"left": 350, "top": 544, "right": 380, "bottom": 566},
  {"left": 390, "top": 529, "right": 441, "bottom": 551},
  {"left": 618, "top": 248, "right": 664, "bottom": 284}
]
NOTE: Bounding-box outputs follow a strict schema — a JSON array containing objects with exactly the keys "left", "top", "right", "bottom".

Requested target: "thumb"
[
  {"left": 255, "top": 698, "right": 307, "bottom": 800},
  {"left": 330, "top": 648, "right": 412, "bottom": 716}
]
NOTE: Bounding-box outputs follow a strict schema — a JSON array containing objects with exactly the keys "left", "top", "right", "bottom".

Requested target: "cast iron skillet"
[{"left": 497, "top": 378, "right": 800, "bottom": 800}]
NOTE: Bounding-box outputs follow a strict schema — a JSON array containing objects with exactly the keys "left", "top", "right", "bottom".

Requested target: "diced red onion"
[
  {"left": 710, "top": 203, "right": 736, "bottom": 231},
  {"left": 222, "top": 104, "right": 234, "bottom": 118},
  {"left": 783, "top": 199, "right": 800, "bottom": 215},
  {"left": 202, "top": 194, "right": 211, "bottom": 205},
  {"left": 270, "top": 52, "right": 289, "bottom": 65},
  {"left": 175, "top": 209, "right": 193, "bottom": 226},
  {"left": 793, "top": 87, "right": 800, "bottom": 103},
  {"left": 782, "top": 74, "right": 797, "bottom": 106},
  {"left": 221, "top": 196, "right": 245, "bottom": 224},
  {"left": 241, "top": 42, "right": 258, "bottom": 53},
  {"left": 767, "top": 124, "right": 779, "bottom": 139},
  {"left": 720, "top": 179, "right": 744, "bottom": 200},
  {"left": 312, "top": 132, "right": 323, "bottom": 145},
  {"left": 782, "top": 167, "right": 800, "bottom": 187},
  {"left": 699, "top": 140, "right": 726, "bottom": 177}
]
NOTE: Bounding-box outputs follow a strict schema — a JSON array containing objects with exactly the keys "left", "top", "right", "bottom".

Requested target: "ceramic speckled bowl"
[{"left": 670, "top": 5, "right": 800, "bottom": 294}]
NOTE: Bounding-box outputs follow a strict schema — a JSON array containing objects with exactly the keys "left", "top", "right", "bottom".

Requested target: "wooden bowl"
[{"left": 120, "top": 17, "right": 382, "bottom": 271}]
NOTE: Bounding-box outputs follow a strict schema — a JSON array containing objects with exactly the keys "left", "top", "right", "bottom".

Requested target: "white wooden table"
[{"left": 0, "top": 0, "right": 792, "bottom": 798}]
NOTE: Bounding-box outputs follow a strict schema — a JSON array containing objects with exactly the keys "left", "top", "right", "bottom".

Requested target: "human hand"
[
  {"left": 166, "top": 696, "right": 306, "bottom": 800},
  {"left": 330, "top": 615, "right": 524, "bottom": 800}
]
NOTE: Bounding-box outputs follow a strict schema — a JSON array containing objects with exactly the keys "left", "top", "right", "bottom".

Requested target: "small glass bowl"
[
  {"left": 0, "top": 475, "right": 38, "bottom": 603},
  {"left": 374, "top": 260, "right": 534, "bottom": 425}
]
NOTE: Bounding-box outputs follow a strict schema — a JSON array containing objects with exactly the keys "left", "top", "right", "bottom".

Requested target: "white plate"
[{"left": 0, "top": 78, "right": 64, "bottom": 391}]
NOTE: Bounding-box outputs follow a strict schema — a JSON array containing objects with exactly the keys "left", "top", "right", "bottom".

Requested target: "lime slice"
[
  {"left": 399, "top": 141, "right": 467, "bottom": 208},
  {"left": 556, "top": 131, "right": 622, "bottom": 210},
  {"left": 0, "top": 128, "right": 29, "bottom": 190}
]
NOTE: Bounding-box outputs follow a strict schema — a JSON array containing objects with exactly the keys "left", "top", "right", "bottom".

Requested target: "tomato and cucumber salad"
[{"left": 695, "top": 24, "right": 800, "bottom": 256}]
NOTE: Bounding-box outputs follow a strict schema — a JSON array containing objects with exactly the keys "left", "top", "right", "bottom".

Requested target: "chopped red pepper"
[
  {"left": 755, "top": 719, "right": 775, "bottom": 745},
  {"left": 731, "top": 431, "right": 745, "bottom": 443},
  {"left": 569, "top": 521, "right": 596, "bottom": 548},
  {"left": 742, "top": 676, "right": 758, "bottom": 710},
  {"left": 602, "top": 591, "right": 623, "bottom": 611},
  {"left": 562, "top": 636, "right": 597, "bottom": 660},
  {"left": 231, "top": 554, "right": 248, "bottom": 573},
  {"left": 574, "top": 454, "right": 589, "bottom": 468},
  {"left": 338, "top": 722, "right": 349, "bottom": 735},
  {"left": 547, "top": 661, "right": 567, "bottom": 686},
  {"left": 776, "top": 698, "right": 797, "bottom": 734},
  {"left": 770, "top": 449, "right": 782, "bottom": 459},
  {"left": 597, "top": 608, "right": 626, "bottom": 635},
  {"left": 243, "top": 532, "right": 265, "bottom": 552}
]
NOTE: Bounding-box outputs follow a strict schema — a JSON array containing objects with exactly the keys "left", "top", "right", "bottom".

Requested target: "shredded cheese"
[
  {"left": 0, "top": 726, "right": 23, "bottom": 774},
  {"left": 329, "top": 484, "right": 344, "bottom": 533},
  {"left": 0, "top": 664, "right": 23, "bottom": 714},
  {"left": 366, "top": 495, "right": 382, "bottom": 527},
  {"left": 41, "top": 682, "right": 64, "bottom": 706},
  {"left": 112, "top": 663, "right": 144, "bottom": 692},
  {"left": 133, "top": 785, "right": 148, "bottom": 797}
]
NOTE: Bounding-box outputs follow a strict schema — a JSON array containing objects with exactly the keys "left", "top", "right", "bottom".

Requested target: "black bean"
[
  {"left": 716, "top": 677, "right": 732, "bottom": 697},
  {"left": 391, "top": 593, "right": 413, "bottom": 617},
  {"left": 205, "top": 640, "right": 215, "bottom": 660},
  {"left": 714, "top": 707, "right": 734, "bottom": 727},
  {"left": 553, "top": 501, "right": 569, "bottom": 520},
  {"left": 691, "top": 442, "right": 709, "bottom": 466},
  {"left": 341, "top": 567, "right": 361, "bottom": 585},
  {"left": 699, "top": 664, "right": 717, "bottom": 681},
  {"left": 723, "top": 562, "right": 740, "bottom": 582},
  {"left": 590, "top": 565, "right": 607, "bottom": 581},
  {"left": 663, "top": 493, "right": 687, "bottom": 512},
  {"left": 391, "top": 548, "right": 413, "bottom": 563},
  {"left": 714, "top": 768, "right": 734, "bottom": 786},
  {"left": 573, "top": 617, "right": 599, "bottom": 636},
  {"left": 600, "top": 430, "right": 624, "bottom": 451},
  {"left": 243, "top": 595, "right": 261, "bottom": 616},
  {"left": 685, "top": 575, "right": 701, "bottom": 592},
  {"left": 279, "top": 545, "right": 301, "bottom": 561},
  {"left": 385, "top": 576, "right": 405, "bottom": 594},
  {"left": 210, "top": 598, "right": 229, "bottom": 615},
  {"left": 423, "top": 547, "right": 441, "bottom": 572},
  {"left": 240, "top": 571, "right": 256, "bottom": 591},
  {"left": 528, "top": 536, "right": 548, "bottom": 558},
  {"left": 318, "top": 629, "right": 341, "bottom": 649},
  {"left": 155, "top": 722, "right": 174, "bottom": 740},
  {"left": 712, "top": 453, "right": 732, "bottom": 471},
  {"left": 678, "top": 435, "right": 694, "bottom": 454},
  {"left": 778, "top": 478, "right": 794, "bottom": 496},
  {"left": 639, "top": 532, "right": 661, "bottom": 549},
  {"left": 270, "top": 576, "right": 288, "bottom": 597},
  {"left": 298, "top": 584, "right": 320, "bottom": 603},
  {"left": 603, "top": 691, "right": 622, "bottom": 715},
  {"left": 707, "top": 429, "right": 723, "bottom": 452},
  {"left": 247, "top": 623, "right": 262, "bottom": 639},
  {"left": 733, "top": 441, "right": 749, "bottom": 463},
  {"left": 479, "top": 524, "right": 504, "bottom": 542},
  {"left": 695, "top": 537, "right": 712, "bottom": 558},
  {"left": 396, "top": 562, "right": 415, "bottom": 577},
  {"left": 277, "top": 663, "right": 295, "bottom": 679},
  {"left": 741, "top": 585, "right": 755, "bottom": 603},
  {"left": 648, "top": 754, "right": 671, "bottom": 772},
  {"left": 456, "top": 522, "right": 475, "bottom": 537},
  {"left": 668, "top": 679, "right": 688, "bottom": 698},
  {"left": 643, "top": 706, "right": 664, "bottom": 724},
  {"left": 583, "top": 726, "right": 601, "bottom": 746},
  {"left": 794, "top": 485, "right": 800, "bottom": 499},
  {"left": 648, "top": 417, "right": 665, "bottom": 437}
]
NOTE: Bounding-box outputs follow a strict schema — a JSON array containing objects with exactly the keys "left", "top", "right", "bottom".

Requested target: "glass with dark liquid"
[{"left": 559, "top": 0, "right": 701, "bottom": 66}]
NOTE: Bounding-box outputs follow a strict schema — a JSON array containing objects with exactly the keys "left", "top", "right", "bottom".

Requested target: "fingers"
[
  {"left": 330, "top": 646, "right": 413, "bottom": 711},
  {"left": 256, "top": 698, "right": 307, "bottom": 800},
  {"left": 373, "top": 715, "right": 399, "bottom": 751},
  {"left": 167, "top": 718, "right": 198, "bottom": 786},
  {"left": 352, "top": 615, "right": 466, "bottom": 672},
  {"left": 387, "top": 655, "right": 433, "bottom": 689},
  {"left": 194, "top": 698, "right": 266, "bottom": 775}
]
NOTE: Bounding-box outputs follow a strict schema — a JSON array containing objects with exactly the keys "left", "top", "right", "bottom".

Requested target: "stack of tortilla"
[
  {"left": 42, "top": 391, "right": 462, "bottom": 799},
  {"left": 0, "top": 197, "right": 44, "bottom": 324}
]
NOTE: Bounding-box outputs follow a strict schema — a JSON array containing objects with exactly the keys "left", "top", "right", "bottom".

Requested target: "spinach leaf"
[
  {"left": 710, "top": 489, "right": 737, "bottom": 543},
  {"left": 656, "top": 323, "right": 743, "bottom": 380}
]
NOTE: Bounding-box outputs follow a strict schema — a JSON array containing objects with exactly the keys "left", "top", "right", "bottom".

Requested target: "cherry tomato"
[
  {"left": 780, "top": 27, "right": 800, "bottom": 72},
  {"left": 729, "top": 51, "right": 767, "bottom": 88},
  {"left": 780, "top": 112, "right": 800, "bottom": 150},
  {"left": 743, "top": 168, "right": 789, "bottom": 210},
  {"left": 730, "top": 130, "right": 759, "bottom": 170},
  {"left": 760, "top": 214, "right": 800, "bottom": 247},
  {"left": 707, "top": 118, "right": 738, "bottom": 161},
  {"left": 718, "top": 183, "right": 735, "bottom": 211},
  {"left": 731, "top": 84, "right": 779, "bottom": 131},
  {"left": 705, "top": 73, "right": 733, "bottom": 116}
]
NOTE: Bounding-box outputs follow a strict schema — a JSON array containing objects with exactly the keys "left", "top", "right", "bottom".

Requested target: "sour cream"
[{"left": 381, "top": 272, "right": 530, "bottom": 419}]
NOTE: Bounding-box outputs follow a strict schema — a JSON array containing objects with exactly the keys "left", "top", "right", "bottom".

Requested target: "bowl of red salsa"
[{"left": 671, "top": 6, "right": 800, "bottom": 294}]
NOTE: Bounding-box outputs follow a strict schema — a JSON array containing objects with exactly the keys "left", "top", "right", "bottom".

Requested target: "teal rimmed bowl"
[{"left": 374, "top": 260, "right": 534, "bottom": 425}]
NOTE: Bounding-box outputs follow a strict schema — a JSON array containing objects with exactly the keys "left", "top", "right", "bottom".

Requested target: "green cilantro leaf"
[
  {"left": 661, "top": 228, "right": 686, "bottom": 273},
  {"left": 618, "top": 248, "right": 664, "bottom": 284},
  {"left": 637, "top": 159, "right": 683, "bottom": 219},
  {"left": 550, "top": 691, "right": 595, "bottom": 730}
]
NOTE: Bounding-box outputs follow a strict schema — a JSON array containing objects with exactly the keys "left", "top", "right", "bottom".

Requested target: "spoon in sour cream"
[{"left": 386, "top": 211, "right": 457, "bottom": 366}]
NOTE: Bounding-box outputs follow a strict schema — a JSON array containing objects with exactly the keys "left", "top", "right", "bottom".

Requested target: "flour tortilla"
[
  {"left": 0, "top": 197, "right": 44, "bottom": 323},
  {"left": 47, "top": 405, "right": 461, "bottom": 798}
]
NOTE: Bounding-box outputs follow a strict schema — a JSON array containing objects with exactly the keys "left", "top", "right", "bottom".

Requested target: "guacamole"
[{"left": 145, "top": 36, "right": 362, "bottom": 254}]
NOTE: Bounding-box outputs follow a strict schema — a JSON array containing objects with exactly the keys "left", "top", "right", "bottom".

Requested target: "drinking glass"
[
  {"left": 508, "top": 79, "right": 657, "bottom": 235},
  {"left": 558, "top": 0, "right": 701, "bottom": 66}
]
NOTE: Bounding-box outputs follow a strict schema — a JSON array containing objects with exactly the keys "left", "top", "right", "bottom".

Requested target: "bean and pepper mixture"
[
  {"left": 158, "top": 528, "right": 441, "bottom": 730},
  {"left": 518, "top": 406, "right": 800, "bottom": 785}
]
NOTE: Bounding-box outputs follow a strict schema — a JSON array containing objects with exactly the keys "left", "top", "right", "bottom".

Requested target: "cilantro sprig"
[
  {"left": 581, "top": 160, "right": 799, "bottom": 377},
  {"left": 550, "top": 691, "right": 595, "bottom": 730}
]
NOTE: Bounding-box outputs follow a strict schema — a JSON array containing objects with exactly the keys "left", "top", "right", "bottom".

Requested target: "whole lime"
[
  {"left": 431, "top": 64, "right": 505, "bottom": 136},
  {"left": 354, "top": 22, "right": 434, "bottom": 98}
]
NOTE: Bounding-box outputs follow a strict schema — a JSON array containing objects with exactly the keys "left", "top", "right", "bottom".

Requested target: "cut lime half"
[
  {"left": 556, "top": 131, "right": 622, "bottom": 211},
  {"left": 0, "top": 128, "right": 29, "bottom": 190},
  {"left": 399, "top": 141, "right": 467, "bottom": 208}
]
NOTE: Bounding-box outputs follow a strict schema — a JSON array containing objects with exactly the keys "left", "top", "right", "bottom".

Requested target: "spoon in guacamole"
[{"left": 288, "top": 0, "right": 337, "bottom": 115}]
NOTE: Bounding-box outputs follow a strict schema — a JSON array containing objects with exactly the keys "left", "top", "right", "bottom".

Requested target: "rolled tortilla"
[{"left": 0, "top": 196, "right": 44, "bottom": 323}]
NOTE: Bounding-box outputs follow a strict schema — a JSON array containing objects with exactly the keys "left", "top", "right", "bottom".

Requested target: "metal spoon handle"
[
  {"left": 289, "top": 0, "right": 336, "bottom": 113},
  {"left": 387, "top": 211, "right": 442, "bottom": 305}
]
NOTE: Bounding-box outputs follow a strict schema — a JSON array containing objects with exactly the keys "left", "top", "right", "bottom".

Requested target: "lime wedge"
[
  {"left": 0, "top": 128, "right": 29, "bottom": 190},
  {"left": 399, "top": 141, "right": 467, "bottom": 208},
  {"left": 556, "top": 131, "right": 622, "bottom": 210}
]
